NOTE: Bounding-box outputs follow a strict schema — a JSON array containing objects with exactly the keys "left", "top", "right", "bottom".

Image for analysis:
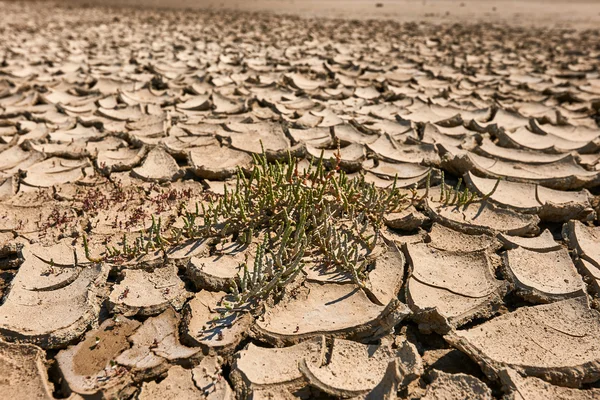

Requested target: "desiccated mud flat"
[{"left": 1, "top": 1, "right": 600, "bottom": 399}]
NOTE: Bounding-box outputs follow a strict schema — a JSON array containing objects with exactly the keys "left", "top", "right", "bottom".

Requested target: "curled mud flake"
[
  {"left": 446, "top": 297, "right": 600, "bottom": 387},
  {"left": 574, "top": 258, "right": 600, "bottom": 296},
  {"left": 230, "top": 336, "right": 326, "bottom": 398},
  {"left": 384, "top": 205, "right": 429, "bottom": 231},
  {"left": 499, "top": 368, "right": 600, "bottom": 400},
  {"left": 176, "top": 94, "right": 212, "bottom": 112},
  {"left": 497, "top": 229, "right": 561, "bottom": 252},
  {"left": 563, "top": 220, "right": 600, "bottom": 269},
  {"left": 252, "top": 282, "right": 410, "bottom": 346},
  {"left": 299, "top": 337, "right": 422, "bottom": 398},
  {"left": 182, "top": 290, "right": 252, "bottom": 355},
  {"left": 426, "top": 223, "right": 501, "bottom": 253},
  {"left": 188, "top": 145, "right": 253, "bottom": 180},
  {"left": 108, "top": 265, "right": 192, "bottom": 317},
  {"left": 132, "top": 147, "right": 183, "bottom": 183},
  {"left": 0, "top": 341, "right": 55, "bottom": 400},
  {"left": 421, "top": 370, "right": 493, "bottom": 400},
  {"left": 138, "top": 365, "right": 207, "bottom": 400},
  {"left": 367, "top": 133, "right": 440, "bottom": 165},
  {"left": 21, "top": 157, "right": 91, "bottom": 188},
  {"left": 475, "top": 137, "right": 573, "bottom": 164},
  {"left": 97, "top": 146, "right": 147, "bottom": 174},
  {"left": 192, "top": 356, "right": 234, "bottom": 400},
  {"left": 288, "top": 127, "right": 333, "bottom": 147},
  {"left": 116, "top": 308, "right": 200, "bottom": 380},
  {"left": 55, "top": 317, "right": 140, "bottom": 397},
  {"left": 464, "top": 171, "right": 594, "bottom": 222},
  {"left": 495, "top": 125, "right": 600, "bottom": 154},
  {"left": 306, "top": 143, "right": 365, "bottom": 172},
  {"left": 0, "top": 242, "right": 108, "bottom": 349},
  {"left": 424, "top": 188, "right": 540, "bottom": 236},
  {"left": 405, "top": 243, "right": 507, "bottom": 333},
  {"left": 440, "top": 145, "right": 600, "bottom": 191},
  {"left": 502, "top": 246, "right": 586, "bottom": 303}
]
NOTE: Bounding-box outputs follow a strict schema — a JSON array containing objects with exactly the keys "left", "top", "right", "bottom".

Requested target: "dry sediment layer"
[{"left": 0, "top": 1, "right": 600, "bottom": 399}]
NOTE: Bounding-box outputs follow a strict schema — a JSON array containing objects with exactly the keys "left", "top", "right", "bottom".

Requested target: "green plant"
[
  {"left": 87, "top": 150, "right": 413, "bottom": 313},
  {"left": 437, "top": 171, "right": 500, "bottom": 207}
]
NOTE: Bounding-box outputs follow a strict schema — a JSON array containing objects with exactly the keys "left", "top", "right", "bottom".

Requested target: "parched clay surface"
[
  {"left": 189, "top": 145, "right": 253, "bottom": 180},
  {"left": 563, "top": 220, "right": 600, "bottom": 269},
  {"left": 441, "top": 147, "right": 600, "bottom": 190},
  {"left": 185, "top": 242, "right": 252, "bottom": 292},
  {"left": 116, "top": 308, "right": 200, "bottom": 381},
  {"left": 575, "top": 258, "right": 600, "bottom": 295},
  {"left": 138, "top": 365, "right": 230, "bottom": 400},
  {"left": 384, "top": 206, "right": 429, "bottom": 231},
  {"left": 1, "top": 1, "right": 600, "bottom": 398},
  {"left": 426, "top": 223, "right": 501, "bottom": 253},
  {"left": 132, "top": 147, "right": 183, "bottom": 182},
  {"left": 464, "top": 171, "right": 594, "bottom": 222}
]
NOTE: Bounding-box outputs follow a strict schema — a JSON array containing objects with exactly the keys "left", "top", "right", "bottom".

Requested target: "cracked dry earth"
[{"left": 1, "top": 1, "right": 600, "bottom": 399}]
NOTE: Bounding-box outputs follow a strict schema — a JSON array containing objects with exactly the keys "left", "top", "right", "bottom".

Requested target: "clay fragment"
[
  {"left": 384, "top": 206, "right": 429, "bottom": 231},
  {"left": 230, "top": 336, "right": 326, "bottom": 398},
  {"left": 574, "top": 258, "right": 600, "bottom": 295},
  {"left": 405, "top": 243, "right": 507, "bottom": 333},
  {"left": 189, "top": 144, "right": 253, "bottom": 180},
  {"left": 192, "top": 356, "right": 234, "bottom": 399},
  {"left": 21, "top": 158, "right": 90, "bottom": 188},
  {"left": 446, "top": 297, "right": 600, "bottom": 387},
  {"left": 464, "top": 171, "right": 594, "bottom": 222},
  {"left": 132, "top": 147, "right": 183, "bottom": 182},
  {"left": 306, "top": 143, "right": 365, "bottom": 172},
  {"left": 426, "top": 223, "right": 501, "bottom": 253},
  {"left": 108, "top": 265, "right": 192, "bottom": 317},
  {"left": 0, "top": 243, "right": 108, "bottom": 349},
  {"left": 0, "top": 340, "right": 55, "bottom": 400},
  {"left": 424, "top": 193, "right": 540, "bottom": 236},
  {"left": 422, "top": 370, "right": 493, "bottom": 400},
  {"left": 253, "top": 282, "right": 410, "bottom": 346},
  {"left": 299, "top": 338, "right": 422, "bottom": 398},
  {"left": 116, "top": 308, "right": 200, "bottom": 379},
  {"left": 97, "top": 146, "right": 147, "bottom": 173},
  {"left": 186, "top": 254, "right": 244, "bottom": 292},
  {"left": 138, "top": 365, "right": 207, "bottom": 400},
  {"left": 55, "top": 317, "right": 140, "bottom": 397},
  {"left": 349, "top": 359, "right": 403, "bottom": 400},
  {"left": 502, "top": 247, "right": 586, "bottom": 303},
  {"left": 499, "top": 368, "right": 600, "bottom": 400},
  {"left": 182, "top": 290, "right": 253, "bottom": 355},
  {"left": 440, "top": 147, "right": 600, "bottom": 190},
  {"left": 497, "top": 229, "right": 561, "bottom": 252},
  {"left": 563, "top": 220, "right": 600, "bottom": 269}
]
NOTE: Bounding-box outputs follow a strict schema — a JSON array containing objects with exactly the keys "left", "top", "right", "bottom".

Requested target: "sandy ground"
[
  {"left": 58, "top": 0, "right": 600, "bottom": 28},
  {"left": 1, "top": 0, "right": 600, "bottom": 398}
]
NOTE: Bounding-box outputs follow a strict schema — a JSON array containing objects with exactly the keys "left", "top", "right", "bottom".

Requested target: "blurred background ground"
[{"left": 41, "top": 0, "right": 600, "bottom": 28}]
